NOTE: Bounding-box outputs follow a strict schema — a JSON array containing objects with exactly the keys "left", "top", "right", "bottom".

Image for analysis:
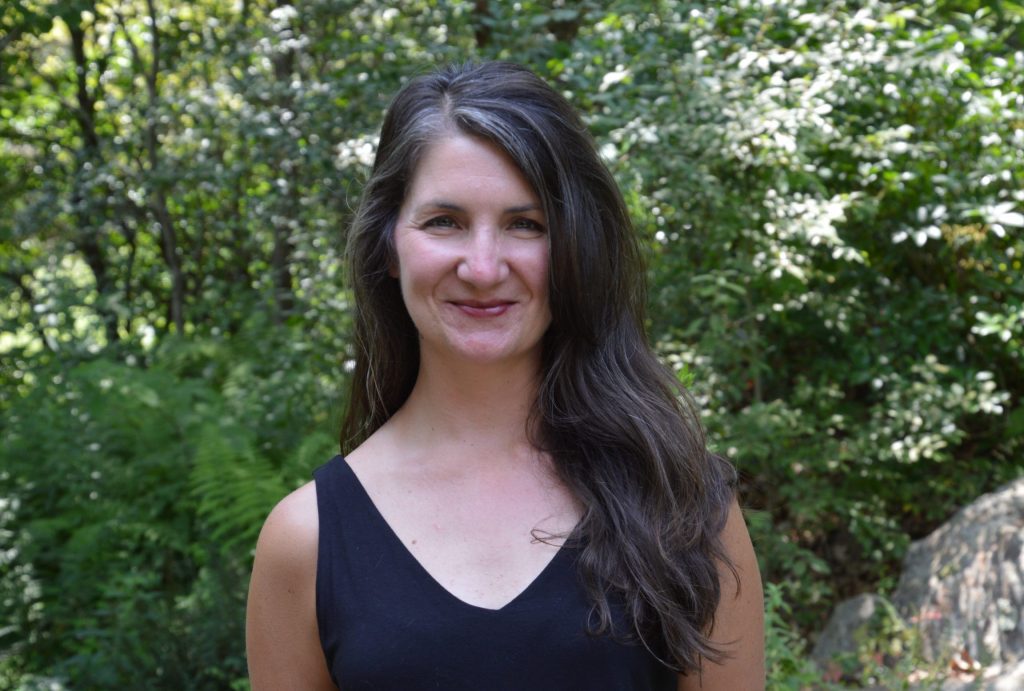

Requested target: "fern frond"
[{"left": 190, "top": 424, "right": 289, "bottom": 557}]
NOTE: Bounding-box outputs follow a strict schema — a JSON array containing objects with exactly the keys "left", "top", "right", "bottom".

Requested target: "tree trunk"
[
  {"left": 143, "top": 0, "right": 186, "bottom": 334},
  {"left": 473, "top": 0, "right": 492, "bottom": 47},
  {"left": 68, "top": 16, "right": 119, "bottom": 344},
  {"left": 268, "top": 0, "right": 298, "bottom": 322}
]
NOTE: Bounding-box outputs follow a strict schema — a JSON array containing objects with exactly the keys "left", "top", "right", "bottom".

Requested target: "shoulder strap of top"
[
  {"left": 312, "top": 454, "right": 360, "bottom": 529},
  {"left": 312, "top": 454, "right": 376, "bottom": 686}
]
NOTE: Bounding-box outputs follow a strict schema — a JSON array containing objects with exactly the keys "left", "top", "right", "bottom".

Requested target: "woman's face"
[{"left": 392, "top": 133, "right": 551, "bottom": 369}]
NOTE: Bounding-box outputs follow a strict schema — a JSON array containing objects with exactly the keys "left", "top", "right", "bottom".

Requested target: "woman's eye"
[
  {"left": 510, "top": 218, "right": 546, "bottom": 234},
  {"left": 424, "top": 215, "right": 458, "bottom": 229}
]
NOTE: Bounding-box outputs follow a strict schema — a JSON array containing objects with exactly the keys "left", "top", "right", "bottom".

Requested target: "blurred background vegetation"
[{"left": 1, "top": 0, "right": 1022, "bottom": 688}]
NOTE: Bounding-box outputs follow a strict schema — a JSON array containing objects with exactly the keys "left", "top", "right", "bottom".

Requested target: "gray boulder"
[
  {"left": 811, "top": 593, "right": 895, "bottom": 667},
  {"left": 892, "top": 478, "right": 1024, "bottom": 668},
  {"left": 811, "top": 477, "right": 1024, "bottom": 688},
  {"left": 937, "top": 659, "right": 1024, "bottom": 691}
]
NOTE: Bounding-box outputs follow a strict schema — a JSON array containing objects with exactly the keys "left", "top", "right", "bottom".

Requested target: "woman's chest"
[
  {"left": 313, "top": 455, "right": 675, "bottom": 690},
  {"left": 318, "top": 525, "right": 674, "bottom": 691},
  {"left": 348, "top": 457, "right": 580, "bottom": 609}
]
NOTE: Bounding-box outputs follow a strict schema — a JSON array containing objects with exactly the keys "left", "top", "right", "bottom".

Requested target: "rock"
[
  {"left": 935, "top": 659, "right": 1024, "bottom": 691},
  {"left": 811, "top": 479, "right": 1024, "bottom": 688},
  {"left": 986, "top": 658, "right": 1024, "bottom": 690},
  {"left": 811, "top": 593, "right": 894, "bottom": 667},
  {"left": 892, "top": 478, "right": 1024, "bottom": 668}
]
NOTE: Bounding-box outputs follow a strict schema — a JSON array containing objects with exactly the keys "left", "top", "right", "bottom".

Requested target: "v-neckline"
[{"left": 339, "top": 457, "right": 577, "bottom": 613}]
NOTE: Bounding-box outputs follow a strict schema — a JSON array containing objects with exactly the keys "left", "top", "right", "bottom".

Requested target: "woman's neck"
[{"left": 388, "top": 353, "right": 541, "bottom": 464}]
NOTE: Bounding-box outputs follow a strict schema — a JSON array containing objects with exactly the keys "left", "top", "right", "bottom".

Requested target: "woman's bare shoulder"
[
  {"left": 678, "top": 498, "right": 765, "bottom": 691},
  {"left": 265, "top": 480, "right": 318, "bottom": 535},
  {"left": 247, "top": 481, "right": 334, "bottom": 689},
  {"left": 250, "top": 481, "right": 319, "bottom": 599},
  {"left": 248, "top": 481, "right": 319, "bottom": 639}
]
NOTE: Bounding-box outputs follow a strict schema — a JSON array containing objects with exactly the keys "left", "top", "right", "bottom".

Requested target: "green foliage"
[
  {"left": 0, "top": 321, "right": 336, "bottom": 688},
  {"left": 611, "top": 0, "right": 1024, "bottom": 629},
  {"left": 2, "top": 0, "right": 1022, "bottom": 686},
  {"left": 764, "top": 582, "right": 825, "bottom": 690}
]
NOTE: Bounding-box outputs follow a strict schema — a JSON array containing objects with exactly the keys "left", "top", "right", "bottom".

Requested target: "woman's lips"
[{"left": 450, "top": 300, "right": 514, "bottom": 317}]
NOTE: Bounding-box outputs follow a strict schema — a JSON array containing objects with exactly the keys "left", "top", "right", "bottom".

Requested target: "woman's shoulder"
[
  {"left": 255, "top": 481, "right": 319, "bottom": 567},
  {"left": 248, "top": 480, "right": 336, "bottom": 689}
]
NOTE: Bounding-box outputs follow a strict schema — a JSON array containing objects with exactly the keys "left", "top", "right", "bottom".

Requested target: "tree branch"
[
  {"left": 0, "top": 269, "right": 59, "bottom": 354},
  {"left": 67, "top": 19, "right": 100, "bottom": 151},
  {"left": 0, "top": 128, "right": 65, "bottom": 147}
]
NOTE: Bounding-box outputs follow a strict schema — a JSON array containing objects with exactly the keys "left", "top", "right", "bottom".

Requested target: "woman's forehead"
[{"left": 402, "top": 134, "right": 541, "bottom": 209}]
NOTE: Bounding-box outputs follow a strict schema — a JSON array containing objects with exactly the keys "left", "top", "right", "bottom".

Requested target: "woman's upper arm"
[
  {"left": 679, "top": 498, "right": 766, "bottom": 691},
  {"left": 246, "top": 482, "right": 336, "bottom": 691}
]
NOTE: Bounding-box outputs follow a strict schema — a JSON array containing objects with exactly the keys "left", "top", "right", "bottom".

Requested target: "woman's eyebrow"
[
  {"left": 417, "top": 200, "right": 462, "bottom": 212},
  {"left": 414, "top": 200, "right": 542, "bottom": 214},
  {"left": 505, "top": 203, "right": 543, "bottom": 214}
]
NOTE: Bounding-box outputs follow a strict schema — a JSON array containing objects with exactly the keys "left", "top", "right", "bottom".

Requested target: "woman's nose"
[{"left": 456, "top": 230, "right": 509, "bottom": 286}]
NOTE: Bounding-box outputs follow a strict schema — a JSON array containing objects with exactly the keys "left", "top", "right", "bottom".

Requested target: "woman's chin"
[{"left": 428, "top": 338, "right": 542, "bottom": 367}]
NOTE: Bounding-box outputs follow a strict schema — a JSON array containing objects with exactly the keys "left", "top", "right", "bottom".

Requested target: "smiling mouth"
[{"left": 450, "top": 300, "right": 515, "bottom": 317}]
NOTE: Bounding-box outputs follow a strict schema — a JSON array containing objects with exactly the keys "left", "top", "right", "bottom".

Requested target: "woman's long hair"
[{"left": 341, "top": 61, "right": 738, "bottom": 674}]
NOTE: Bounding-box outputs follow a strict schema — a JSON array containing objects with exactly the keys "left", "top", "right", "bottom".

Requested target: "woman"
[{"left": 247, "top": 61, "right": 764, "bottom": 690}]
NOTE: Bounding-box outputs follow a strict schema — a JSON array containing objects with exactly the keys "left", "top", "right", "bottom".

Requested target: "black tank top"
[{"left": 313, "top": 455, "right": 676, "bottom": 690}]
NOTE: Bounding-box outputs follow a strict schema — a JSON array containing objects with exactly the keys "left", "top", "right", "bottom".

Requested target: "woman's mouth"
[{"left": 450, "top": 300, "right": 514, "bottom": 317}]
